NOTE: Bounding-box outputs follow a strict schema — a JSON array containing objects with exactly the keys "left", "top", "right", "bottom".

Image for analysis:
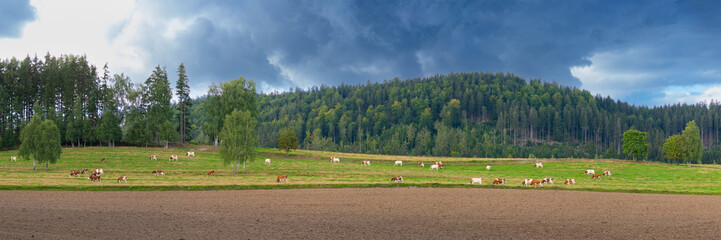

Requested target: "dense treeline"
[
  {"left": 257, "top": 72, "right": 721, "bottom": 164},
  {"left": 0, "top": 54, "right": 190, "bottom": 149}
]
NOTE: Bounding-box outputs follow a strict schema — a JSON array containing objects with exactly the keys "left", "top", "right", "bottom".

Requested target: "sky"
[{"left": 1, "top": 0, "right": 720, "bottom": 106}]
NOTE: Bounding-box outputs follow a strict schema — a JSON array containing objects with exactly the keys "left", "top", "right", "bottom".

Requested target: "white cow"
[
  {"left": 469, "top": 177, "right": 483, "bottom": 184},
  {"left": 429, "top": 164, "right": 439, "bottom": 170},
  {"left": 394, "top": 160, "right": 403, "bottom": 166},
  {"left": 603, "top": 171, "right": 612, "bottom": 176},
  {"left": 534, "top": 163, "right": 544, "bottom": 168},
  {"left": 585, "top": 169, "right": 595, "bottom": 175},
  {"left": 150, "top": 155, "right": 157, "bottom": 160},
  {"left": 362, "top": 161, "right": 371, "bottom": 166},
  {"left": 523, "top": 179, "right": 533, "bottom": 186},
  {"left": 187, "top": 152, "right": 195, "bottom": 157},
  {"left": 169, "top": 155, "right": 179, "bottom": 161},
  {"left": 264, "top": 159, "right": 271, "bottom": 165},
  {"left": 331, "top": 157, "right": 340, "bottom": 163},
  {"left": 10, "top": 156, "right": 17, "bottom": 162},
  {"left": 94, "top": 169, "right": 104, "bottom": 175},
  {"left": 486, "top": 165, "right": 491, "bottom": 171}
]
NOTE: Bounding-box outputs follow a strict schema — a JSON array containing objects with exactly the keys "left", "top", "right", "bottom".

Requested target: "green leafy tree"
[
  {"left": 681, "top": 120, "right": 703, "bottom": 164},
  {"left": 159, "top": 120, "right": 178, "bottom": 149},
  {"left": 663, "top": 134, "right": 683, "bottom": 164},
  {"left": 219, "top": 110, "right": 258, "bottom": 174},
  {"left": 176, "top": 63, "right": 192, "bottom": 143},
  {"left": 19, "top": 106, "right": 42, "bottom": 170},
  {"left": 277, "top": 128, "right": 299, "bottom": 155},
  {"left": 622, "top": 129, "right": 648, "bottom": 161},
  {"left": 36, "top": 120, "right": 62, "bottom": 170}
]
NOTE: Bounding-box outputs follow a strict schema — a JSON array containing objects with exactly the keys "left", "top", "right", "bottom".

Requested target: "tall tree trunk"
[
  {"left": 32, "top": 156, "right": 36, "bottom": 171},
  {"left": 214, "top": 136, "right": 218, "bottom": 147},
  {"left": 45, "top": 161, "right": 48, "bottom": 171},
  {"left": 242, "top": 158, "right": 246, "bottom": 174}
]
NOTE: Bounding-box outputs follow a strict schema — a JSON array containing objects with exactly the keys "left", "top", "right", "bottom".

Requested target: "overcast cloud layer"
[{"left": 1, "top": 0, "right": 721, "bottom": 106}]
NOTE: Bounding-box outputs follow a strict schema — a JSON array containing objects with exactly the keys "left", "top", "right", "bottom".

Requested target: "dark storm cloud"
[
  {"left": 117, "top": 0, "right": 721, "bottom": 105},
  {"left": 0, "top": 0, "right": 36, "bottom": 38}
]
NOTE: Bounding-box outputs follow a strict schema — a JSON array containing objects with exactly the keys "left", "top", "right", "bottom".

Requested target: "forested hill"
[{"left": 257, "top": 72, "right": 721, "bottom": 163}]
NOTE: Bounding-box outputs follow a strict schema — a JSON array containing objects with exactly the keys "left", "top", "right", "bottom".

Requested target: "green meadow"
[{"left": 0, "top": 146, "right": 719, "bottom": 194}]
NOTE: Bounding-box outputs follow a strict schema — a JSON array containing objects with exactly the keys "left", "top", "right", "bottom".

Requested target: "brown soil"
[{"left": 1, "top": 188, "right": 720, "bottom": 239}]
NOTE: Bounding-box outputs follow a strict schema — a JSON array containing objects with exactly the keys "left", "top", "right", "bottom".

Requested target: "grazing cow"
[
  {"left": 417, "top": 162, "right": 424, "bottom": 167},
  {"left": 591, "top": 174, "right": 602, "bottom": 179},
  {"left": 10, "top": 156, "right": 17, "bottom": 162},
  {"left": 150, "top": 155, "right": 157, "bottom": 160},
  {"left": 585, "top": 170, "right": 595, "bottom": 175},
  {"left": 542, "top": 178, "right": 554, "bottom": 184},
  {"left": 80, "top": 168, "right": 89, "bottom": 174},
  {"left": 469, "top": 177, "right": 483, "bottom": 184},
  {"left": 69, "top": 171, "right": 80, "bottom": 177},
  {"left": 603, "top": 171, "right": 612, "bottom": 176},
  {"left": 530, "top": 179, "right": 543, "bottom": 186},
  {"left": 565, "top": 179, "right": 576, "bottom": 185},
  {"left": 362, "top": 160, "right": 371, "bottom": 166},
  {"left": 492, "top": 178, "right": 505, "bottom": 185},
  {"left": 187, "top": 152, "right": 195, "bottom": 157},
  {"left": 391, "top": 176, "right": 403, "bottom": 183},
  {"left": 100, "top": 158, "right": 105, "bottom": 163},
  {"left": 394, "top": 161, "right": 403, "bottom": 166},
  {"left": 523, "top": 179, "right": 533, "bottom": 186},
  {"left": 169, "top": 155, "right": 179, "bottom": 161},
  {"left": 534, "top": 163, "right": 544, "bottom": 168},
  {"left": 89, "top": 175, "right": 101, "bottom": 182},
  {"left": 152, "top": 170, "right": 165, "bottom": 176},
  {"left": 329, "top": 157, "right": 340, "bottom": 163},
  {"left": 429, "top": 164, "right": 439, "bottom": 170},
  {"left": 486, "top": 165, "right": 491, "bottom": 171},
  {"left": 117, "top": 176, "right": 127, "bottom": 183},
  {"left": 207, "top": 170, "right": 215, "bottom": 176},
  {"left": 277, "top": 174, "right": 289, "bottom": 184},
  {"left": 91, "top": 169, "right": 104, "bottom": 176},
  {"left": 433, "top": 162, "right": 444, "bottom": 169},
  {"left": 264, "top": 159, "right": 271, "bottom": 165}
]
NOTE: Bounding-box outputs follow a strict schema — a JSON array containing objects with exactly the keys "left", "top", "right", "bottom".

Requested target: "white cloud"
[
  {"left": 663, "top": 85, "right": 721, "bottom": 105},
  {"left": 571, "top": 49, "right": 662, "bottom": 101}
]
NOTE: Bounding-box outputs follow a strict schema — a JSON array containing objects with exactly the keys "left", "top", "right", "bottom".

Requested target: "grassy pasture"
[{"left": 0, "top": 146, "right": 719, "bottom": 194}]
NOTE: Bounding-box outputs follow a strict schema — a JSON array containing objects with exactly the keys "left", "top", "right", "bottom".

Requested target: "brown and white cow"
[
  {"left": 69, "top": 170, "right": 81, "bottom": 177},
  {"left": 169, "top": 155, "right": 179, "bottom": 161},
  {"left": 91, "top": 169, "right": 104, "bottom": 176},
  {"left": 152, "top": 170, "right": 165, "bottom": 176},
  {"left": 417, "top": 162, "right": 424, "bottom": 167},
  {"left": 529, "top": 179, "right": 543, "bottom": 186},
  {"left": 10, "top": 156, "right": 17, "bottom": 162},
  {"left": 89, "top": 175, "right": 101, "bottom": 182},
  {"left": 117, "top": 176, "right": 127, "bottom": 183},
  {"left": 187, "top": 152, "right": 195, "bottom": 157},
  {"left": 329, "top": 157, "right": 340, "bottom": 163},
  {"left": 207, "top": 170, "right": 215, "bottom": 176},
  {"left": 541, "top": 178, "right": 554, "bottom": 184},
  {"left": 523, "top": 179, "right": 533, "bottom": 186},
  {"left": 534, "top": 163, "right": 544, "bottom": 168},
  {"left": 492, "top": 178, "right": 506, "bottom": 185},
  {"left": 80, "top": 168, "right": 89, "bottom": 174},
  {"left": 277, "top": 174, "right": 289, "bottom": 183},
  {"left": 150, "top": 155, "right": 157, "bottom": 160},
  {"left": 361, "top": 160, "right": 371, "bottom": 166},
  {"left": 391, "top": 176, "right": 403, "bottom": 183},
  {"left": 585, "top": 169, "right": 595, "bottom": 175},
  {"left": 591, "top": 173, "right": 602, "bottom": 179},
  {"left": 565, "top": 179, "right": 576, "bottom": 185},
  {"left": 100, "top": 158, "right": 105, "bottom": 163},
  {"left": 603, "top": 171, "right": 612, "bottom": 176}
]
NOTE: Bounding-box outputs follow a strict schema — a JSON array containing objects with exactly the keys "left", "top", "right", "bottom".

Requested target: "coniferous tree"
[{"left": 176, "top": 63, "right": 191, "bottom": 144}]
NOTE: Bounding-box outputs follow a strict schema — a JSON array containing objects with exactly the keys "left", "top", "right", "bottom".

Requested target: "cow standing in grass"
[
  {"left": 207, "top": 170, "right": 215, "bottom": 176},
  {"left": 493, "top": 178, "right": 505, "bottom": 185},
  {"left": 10, "top": 156, "right": 17, "bottom": 162},
  {"left": 277, "top": 175, "right": 289, "bottom": 183},
  {"left": 469, "top": 178, "right": 482, "bottom": 184},
  {"left": 362, "top": 161, "right": 371, "bottom": 166},
  {"left": 117, "top": 176, "right": 127, "bottom": 183},
  {"left": 391, "top": 176, "right": 403, "bottom": 183},
  {"left": 264, "top": 159, "right": 271, "bottom": 165},
  {"left": 565, "top": 179, "right": 576, "bottom": 185},
  {"left": 394, "top": 161, "right": 403, "bottom": 166},
  {"left": 150, "top": 155, "right": 157, "bottom": 161},
  {"left": 417, "top": 162, "right": 424, "bottom": 167}
]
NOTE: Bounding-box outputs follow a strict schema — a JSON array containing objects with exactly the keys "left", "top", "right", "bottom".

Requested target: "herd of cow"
[{"left": 61, "top": 151, "right": 200, "bottom": 183}]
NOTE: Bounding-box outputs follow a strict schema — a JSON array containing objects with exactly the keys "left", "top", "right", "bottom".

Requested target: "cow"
[
  {"left": 89, "top": 175, "right": 101, "bottom": 182},
  {"left": 207, "top": 170, "right": 215, "bottom": 176},
  {"left": 394, "top": 160, "right": 403, "bottom": 166},
  {"left": 152, "top": 170, "right": 165, "bottom": 176},
  {"left": 486, "top": 165, "right": 491, "bottom": 171},
  {"left": 534, "top": 163, "right": 544, "bottom": 168},
  {"left": 329, "top": 157, "right": 340, "bottom": 163},
  {"left": 362, "top": 160, "right": 371, "bottom": 166},
  {"left": 542, "top": 178, "right": 554, "bottom": 184},
  {"left": 603, "top": 171, "right": 612, "bottom": 176},
  {"left": 10, "top": 156, "right": 17, "bottom": 162},
  {"left": 585, "top": 169, "right": 595, "bottom": 175},
  {"left": 277, "top": 174, "right": 289, "bottom": 184},
  {"left": 69, "top": 170, "right": 80, "bottom": 177},
  {"left": 187, "top": 152, "right": 195, "bottom": 157},
  {"left": 529, "top": 179, "right": 543, "bottom": 186},
  {"left": 591, "top": 174, "right": 602, "bottom": 179},
  {"left": 117, "top": 176, "right": 127, "bottom": 183},
  {"left": 169, "top": 155, "right": 179, "bottom": 161},
  {"left": 391, "top": 176, "right": 403, "bottom": 183},
  {"left": 429, "top": 164, "right": 439, "bottom": 170},
  {"left": 469, "top": 177, "right": 483, "bottom": 184},
  {"left": 492, "top": 178, "right": 505, "bottom": 185},
  {"left": 523, "top": 179, "right": 533, "bottom": 186},
  {"left": 434, "top": 162, "right": 444, "bottom": 169},
  {"left": 91, "top": 169, "right": 104, "bottom": 176},
  {"left": 150, "top": 155, "right": 157, "bottom": 160},
  {"left": 264, "top": 159, "right": 271, "bottom": 165},
  {"left": 100, "top": 158, "right": 105, "bottom": 163},
  {"left": 565, "top": 179, "right": 576, "bottom": 185},
  {"left": 80, "top": 168, "right": 89, "bottom": 174},
  {"left": 417, "top": 162, "right": 424, "bottom": 167}
]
